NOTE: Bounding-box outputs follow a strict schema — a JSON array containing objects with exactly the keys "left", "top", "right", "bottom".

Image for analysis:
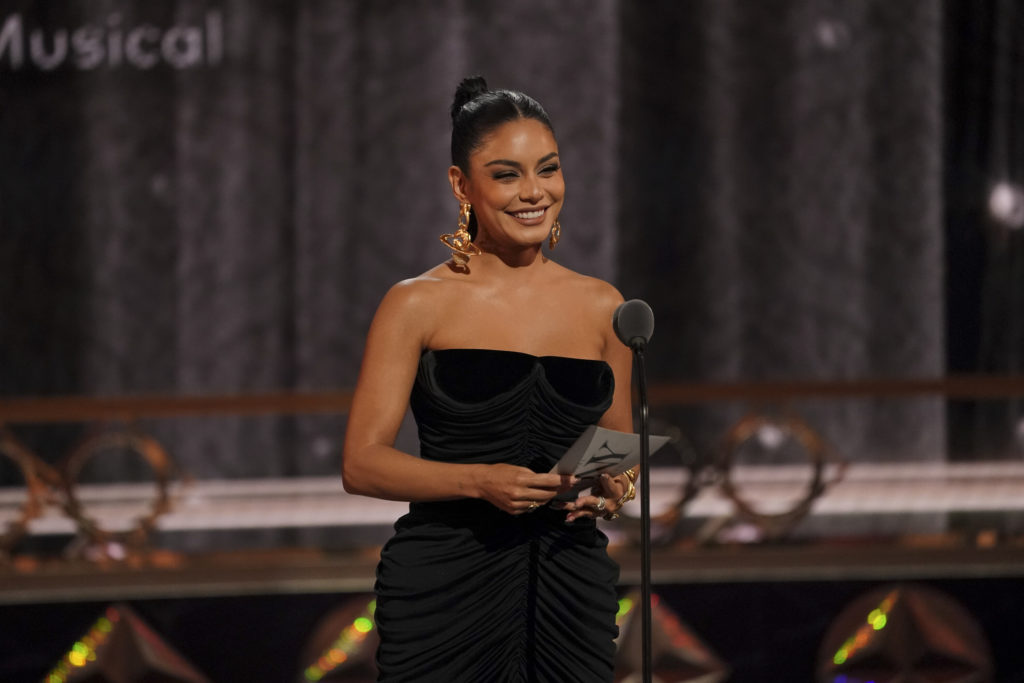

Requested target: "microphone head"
[{"left": 613, "top": 299, "right": 654, "bottom": 349}]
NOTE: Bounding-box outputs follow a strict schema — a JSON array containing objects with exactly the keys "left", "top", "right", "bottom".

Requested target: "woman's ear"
[{"left": 448, "top": 165, "right": 470, "bottom": 204}]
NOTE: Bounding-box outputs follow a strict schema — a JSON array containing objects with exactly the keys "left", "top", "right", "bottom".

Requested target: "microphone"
[
  {"left": 613, "top": 299, "right": 655, "bottom": 349},
  {"left": 612, "top": 298, "right": 655, "bottom": 683}
]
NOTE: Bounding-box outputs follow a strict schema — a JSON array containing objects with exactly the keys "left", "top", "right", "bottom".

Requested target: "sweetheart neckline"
[
  {"left": 418, "top": 348, "right": 613, "bottom": 409},
  {"left": 423, "top": 348, "right": 607, "bottom": 364}
]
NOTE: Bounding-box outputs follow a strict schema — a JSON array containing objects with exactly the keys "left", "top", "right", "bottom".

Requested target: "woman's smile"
[{"left": 507, "top": 206, "right": 549, "bottom": 225}]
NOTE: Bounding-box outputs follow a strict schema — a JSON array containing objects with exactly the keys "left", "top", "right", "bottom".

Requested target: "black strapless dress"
[{"left": 374, "top": 349, "right": 620, "bottom": 683}]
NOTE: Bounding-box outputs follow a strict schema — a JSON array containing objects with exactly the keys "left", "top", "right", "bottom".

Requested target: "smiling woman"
[
  {"left": 449, "top": 117, "right": 565, "bottom": 259},
  {"left": 341, "top": 76, "right": 636, "bottom": 682}
]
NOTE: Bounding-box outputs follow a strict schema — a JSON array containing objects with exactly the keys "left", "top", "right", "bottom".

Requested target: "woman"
[{"left": 342, "top": 76, "right": 637, "bottom": 682}]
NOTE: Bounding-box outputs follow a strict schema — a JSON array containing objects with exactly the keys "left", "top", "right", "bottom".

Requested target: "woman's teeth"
[{"left": 512, "top": 209, "right": 544, "bottom": 219}]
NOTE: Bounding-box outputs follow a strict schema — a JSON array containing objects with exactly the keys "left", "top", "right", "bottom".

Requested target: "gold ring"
[
  {"left": 595, "top": 496, "right": 606, "bottom": 511},
  {"left": 527, "top": 502, "right": 540, "bottom": 512}
]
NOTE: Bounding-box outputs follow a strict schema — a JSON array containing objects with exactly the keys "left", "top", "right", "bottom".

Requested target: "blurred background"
[{"left": 1, "top": 0, "right": 1023, "bottom": 681}]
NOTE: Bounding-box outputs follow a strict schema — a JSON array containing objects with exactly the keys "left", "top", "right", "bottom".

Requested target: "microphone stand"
[
  {"left": 613, "top": 298, "right": 655, "bottom": 682},
  {"left": 632, "top": 343, "right": 653, "bottom": 683}
]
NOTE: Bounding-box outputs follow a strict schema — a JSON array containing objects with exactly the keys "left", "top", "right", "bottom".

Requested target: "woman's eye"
[
  {"left": 493, "top": 171, "right": 518, "bottom": 180},
  {"left": 539, "top": 165, "right": 560, "bottom": 175}
]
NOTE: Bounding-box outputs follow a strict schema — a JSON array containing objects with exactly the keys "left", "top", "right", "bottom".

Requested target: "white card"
[{"left": 550, "top": 425, "right": 670, "bottom": 499}]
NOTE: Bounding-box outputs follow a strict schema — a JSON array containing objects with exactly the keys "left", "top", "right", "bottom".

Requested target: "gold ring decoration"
[
  {"left": 713, "top": 412, "right": 846, "bottom": 541},
  {"left": 440, "top": 202, "right": 482, "bottom": 267},
  {"left": 60, "top": 429, "right": 177, "bottom": 561},
  {"left": 613, "top": 422, "right": 708, "bottom": 546},
  {"left": 650, "top": 426, "right": 706, "bottom": 536},
  {"left": 0, "top": 427, "right": 59, "bottom": 561},
  {"left": 526, "top": 501, "right": 540, "bottom": 512},
  {"left": 603, "top": 511, "right": 620, "bottom": 521}
]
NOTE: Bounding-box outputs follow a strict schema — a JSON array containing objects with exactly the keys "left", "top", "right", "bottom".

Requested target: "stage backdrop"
[{"left": 3, "top": 0, "right": 1014, "bottom": 495}]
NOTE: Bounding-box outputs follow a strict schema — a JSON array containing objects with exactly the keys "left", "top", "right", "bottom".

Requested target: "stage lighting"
[
  {"left": 614, "top": 589, "right": 729, "bottom": 683},
  {"left": 814, "top": 19, "right": 851, "bottom": 51},
  {"left": 44, "top": 603, "right": 211, "bottom": 682},
  {"left": 817, "top": 584, "right": 993, "bottom": 683},
  {"left": 988, "top": 181, "right": 1024, "bottom": 229},
  {"left": 295, "top": 595, "right": 379, "bottom": 682}
]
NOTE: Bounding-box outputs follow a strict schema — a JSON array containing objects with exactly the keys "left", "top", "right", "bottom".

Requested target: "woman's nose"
[{"left": 520, "top": 177, "right": 543, "bottom": 202}]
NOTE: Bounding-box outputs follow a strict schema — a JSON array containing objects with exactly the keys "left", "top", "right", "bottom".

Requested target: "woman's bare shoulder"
[
  {"left": 384, "top": 263, "right": 464, "bottom": 300},
  {"left": 372, "top": 263, "right": 471, "bottom": 329},
  {"left": 367, "top": 265, "right": 466, "bottom": 349},
  {"left": 551, "top": 265, "right": 625, "bottom": 309}
]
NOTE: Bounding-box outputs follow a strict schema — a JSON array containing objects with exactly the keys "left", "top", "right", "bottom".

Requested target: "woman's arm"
[
  {"left": 597, "top": 292, "right": 635, "bottom": 435},
  {"left": 341, "top": 280, "right": 573, "bottom": 512},
  {"left": 566, "top": 284, "right": 638, "bottom": 521}
]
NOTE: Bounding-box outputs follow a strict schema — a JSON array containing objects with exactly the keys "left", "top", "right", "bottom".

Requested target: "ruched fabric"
[{"left": 374, "top": 349, "right": 620, "bottom": 683}]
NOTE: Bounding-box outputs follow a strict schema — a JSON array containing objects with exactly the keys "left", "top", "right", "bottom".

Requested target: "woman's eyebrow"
[
  {"left": 484, "top": 158, "right": 522, "bottom": 169},
  {"left": 483, "top": 152, "right": 559, "bottom": 169}
]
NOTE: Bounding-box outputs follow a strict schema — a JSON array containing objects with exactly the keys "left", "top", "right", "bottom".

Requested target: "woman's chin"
[{"left": 479, "top": 228, "right": 551, "bottom": 251}]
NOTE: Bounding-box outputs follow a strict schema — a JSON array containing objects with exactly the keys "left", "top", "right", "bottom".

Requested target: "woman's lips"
[{"left": 508, "top": 207, "right": 547, "bottom": 225}]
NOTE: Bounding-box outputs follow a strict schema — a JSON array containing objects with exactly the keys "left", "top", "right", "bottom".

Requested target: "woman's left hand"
[{"left": 560, "top": 472, "right": 632, "bottom": 523}]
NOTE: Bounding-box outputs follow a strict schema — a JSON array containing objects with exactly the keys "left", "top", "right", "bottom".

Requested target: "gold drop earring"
[
  {"left": 440, "top": 202, "right": 482, "bottom": 267},
  {"left": 549, "top": 219, "right": 561, "bottom": 250}
]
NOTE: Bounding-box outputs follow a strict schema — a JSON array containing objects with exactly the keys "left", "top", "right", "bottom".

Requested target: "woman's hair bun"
[{"left": 450, "top": 76, "right": 489, "bottom": 122}]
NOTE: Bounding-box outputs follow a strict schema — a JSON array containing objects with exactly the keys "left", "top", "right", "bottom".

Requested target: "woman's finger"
[
  {"left": 519, "top": 483, "right": 577, "bottom": 502},
  {"left": 564, "top": 493, "right": 613, "bottom": 522},
  {"left": 519, "top": 472, "right": 578, "bottom": 491},
  {"left": 513, "top": 499, "right": 543, "bottom": 515}
]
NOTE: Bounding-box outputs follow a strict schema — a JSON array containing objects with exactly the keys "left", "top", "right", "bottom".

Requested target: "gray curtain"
[
  {"left": 618, "top": 0, "right": 945, "bottom": 465},
  {"left": 944, "top": 0, "right": 1024, "bottom": 460},
  {"left": 0, "top": 0, "right": 963, "bottom": 483}
]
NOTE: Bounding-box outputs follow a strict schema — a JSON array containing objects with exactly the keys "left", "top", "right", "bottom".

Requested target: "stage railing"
[
  {"left": 2, "top": 375, "right": 1024, "bottom": 581},
  {"left": 1, "top": 374, "right": 1023, "bottom": 422}
]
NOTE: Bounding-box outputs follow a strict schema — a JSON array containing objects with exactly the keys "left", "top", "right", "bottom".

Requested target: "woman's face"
[{"left": 450, "top": 117, "right": 564, "bottom": 251}]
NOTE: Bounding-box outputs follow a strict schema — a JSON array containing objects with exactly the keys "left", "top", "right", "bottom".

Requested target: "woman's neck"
[
  {"left": 472, "top": 234, "right": 548, "bottom": 268},
  {"left": 470, "top": 250, "right": 539, "bottom": 273}
]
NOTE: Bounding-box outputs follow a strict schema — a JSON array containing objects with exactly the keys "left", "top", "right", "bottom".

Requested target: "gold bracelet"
[
  {"left": 623, "top": 468, "right": 638, "bottom": 484},
  {"left": 614, "top": 478, "right": 636, "bottom": 508}
]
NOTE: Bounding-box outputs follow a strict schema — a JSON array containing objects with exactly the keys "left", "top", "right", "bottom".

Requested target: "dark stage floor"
[{"left": 2, "top": 544, "right": 1024, "bottom": 682}]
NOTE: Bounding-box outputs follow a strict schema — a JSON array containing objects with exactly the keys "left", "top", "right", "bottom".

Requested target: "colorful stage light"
[
  {"left": 614, "top": 589, "right": 729, "bottom": 683},
  {"left": 295, "top": 595, "right": 379, "bottom": 682},
  {"left": 817, "top": 584, "right": 993, "bottom": 683},
  {"left": 44, "top": 603, "right": 210, "bottom": 682}
]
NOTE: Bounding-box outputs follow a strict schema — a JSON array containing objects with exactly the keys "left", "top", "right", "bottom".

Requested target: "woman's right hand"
[{"left": 473, "top": 464, "right": 577, "bottom": 515}]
